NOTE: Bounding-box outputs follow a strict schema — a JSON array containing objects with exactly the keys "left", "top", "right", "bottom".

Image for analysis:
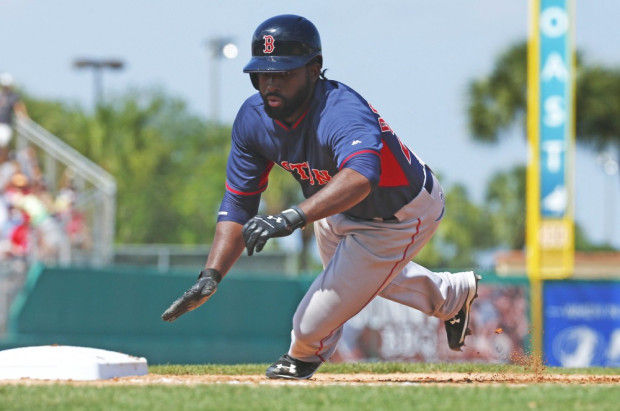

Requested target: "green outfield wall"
[
  {"left": 0, "top": 264, "right": 313, "bottom": 364},
  {"left": 2, "top": 265, "right": 616, "bottom": 366}
]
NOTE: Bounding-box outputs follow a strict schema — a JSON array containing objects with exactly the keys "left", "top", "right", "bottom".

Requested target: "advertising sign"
[
  {"left": 527, "top": 0, "right": 575, "bottom": 280},
  {"left": 539, "top": 1, "right": 572, "bottom": 218},
  {"left": 332, "top": 283, "right": 529, "bottom": 364},
  {"left": 544, "top": 281, "right": 620, "bottom": 367}
]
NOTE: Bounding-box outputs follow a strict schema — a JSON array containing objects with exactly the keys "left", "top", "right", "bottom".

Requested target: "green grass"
[
  {"left": 1, "top": 363, "right": 618, "bottom": 411},
  {"left": 1, "top": 384, "right": 619, "bottom": 411},
  {"left": 151, "top": 361, "right": 620, "bottom": 376}
]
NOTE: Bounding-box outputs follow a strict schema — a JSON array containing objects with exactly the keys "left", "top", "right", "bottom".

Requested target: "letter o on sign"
[{"left": 540, "top": 7, "right": 569, "bottom": 37}]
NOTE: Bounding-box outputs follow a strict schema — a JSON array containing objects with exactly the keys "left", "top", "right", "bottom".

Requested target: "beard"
[{"left": 261, "top": 74, "right": 314, "bottom": 121}]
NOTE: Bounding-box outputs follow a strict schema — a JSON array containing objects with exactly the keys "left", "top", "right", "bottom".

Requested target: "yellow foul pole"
[
  {"left": 526, "top": 0, "right": 543, "bottom": 361},
  {"left": 527, "top": 0, "right": 576, "bottom": 363}
]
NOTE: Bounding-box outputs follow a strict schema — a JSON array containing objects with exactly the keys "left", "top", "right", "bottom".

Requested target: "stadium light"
[
  {"left": 205, "top": 37, "right": 237, "bottom": 123},
  {"left": 73, "top": 58, "right": 125, "bottom": 108},
  {"left": 596, "top": 151, "right": 618, "bottom": 244},
  {"left": 222, "top": 43, "right": 238, "bottom": 59}
]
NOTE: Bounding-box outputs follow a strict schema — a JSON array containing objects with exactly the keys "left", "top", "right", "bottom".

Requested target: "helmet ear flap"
[
  {"left": 250, "top": 73, "right": 259, "bottom": 90},
  {"left": 314, "top": 55, "right": 323, "bottom": 68}
]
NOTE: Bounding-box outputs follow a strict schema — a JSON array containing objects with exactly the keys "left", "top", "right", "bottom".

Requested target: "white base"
[{"left": 0, "top": 345, "right": 148, "bottom": 380}]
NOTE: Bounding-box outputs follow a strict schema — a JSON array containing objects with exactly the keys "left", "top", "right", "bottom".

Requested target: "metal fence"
[
  {"left": 113, "top": 244, "right": 298, "bottom": 275},
  {"left": 13, "top": 117, "right": 116, "bottom": 266},
  {"left": 0, "top": 260, "right": 28, "bottom": 335}
]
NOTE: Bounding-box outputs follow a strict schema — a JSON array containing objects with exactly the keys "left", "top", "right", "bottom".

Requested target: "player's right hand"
[
  {"left": 242, "top": 206, "right": 306, "bottom": 256},
  {"left": 161, "top": 269, "right": 222, "bottom": 322}
]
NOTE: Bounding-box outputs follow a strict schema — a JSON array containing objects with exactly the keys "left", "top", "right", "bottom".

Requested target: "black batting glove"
[
  {"left": 161, "top": 268, "right": 222, "bottom": 322},
  {"left": 242, "top": 206, "right": 306, "bottom": 256}
]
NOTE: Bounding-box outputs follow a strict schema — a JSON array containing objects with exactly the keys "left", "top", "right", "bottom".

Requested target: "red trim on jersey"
[
  {"left": 227, "top": 162, "right": 273, "bottom": 195},
  {"left": 225, "top": 181, "right": 267, "bottom": 196},
  {"left": 338, "top": 150, "right": 380, "bottom": 170},
  {"left": 314, "top": 218, "right": 422, "bottom": 362},
  {"left": 397, "top": 138, "right": 412, "bottom": 164},
  {"left": 259, "top": 161, "right": 275, "bottom": 187},
  {"left": 274, "top": 108, "right": 310, "bottom": 131},
  {"left": 378, "top": 139, "right": 409, "bottom": 187},
  {"left": 274, "top": 120, "right": 289, "bottom": 130},
  {"left": 291, "top": 109, "right": 309, "bottom": 129}
]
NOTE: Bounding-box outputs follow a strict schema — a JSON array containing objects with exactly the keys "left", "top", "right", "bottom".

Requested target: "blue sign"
[
  {"left": 544, "top": 281, "right": 620, "bottom": 367},
  {"left": 539, "top": 0, "right": 572, "bottom": 217}
]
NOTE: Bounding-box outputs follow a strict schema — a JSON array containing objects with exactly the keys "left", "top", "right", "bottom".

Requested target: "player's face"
[{"left": 258, "top": 65, "right": 316, "bottom": 122}]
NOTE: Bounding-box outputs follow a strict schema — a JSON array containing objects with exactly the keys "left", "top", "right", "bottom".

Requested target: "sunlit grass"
[{"left": 150, "top": 362, "right": 620, "bottom": 375}]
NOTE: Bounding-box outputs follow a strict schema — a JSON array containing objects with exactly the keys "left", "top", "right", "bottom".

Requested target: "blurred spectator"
[
  {"left": 0, "top": 150, "right": 20, "bottom": 189},
  {"left": 4, "top": 172, "right": 70, "bottom": 264},
  {"left": 16, "top": 146, "right": 43, "bottom": 183},
  {"left": 0, "top": 73, "right": 28, "bottom": 155},
  {"left": 0, "top": 176, "right": 30, "bottom": 259},
  {"left": 32, "top": 177, "right": 55, "bottom": 211},
  {"left": 0, "top": 146, "right": 91, "bottom": 264},
  {"left": 0, "top": 81, "right": 93, "bottom": 266},
  {"left": 6, "top": 207, "right": 29, "bottom": 258},
  {"left": 55, "top": 171, "right": 91, "bottom": 251}
]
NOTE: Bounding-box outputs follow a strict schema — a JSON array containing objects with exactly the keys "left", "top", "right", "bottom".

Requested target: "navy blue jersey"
[{"left": 218, "top": 79, "right": 428, "bottom": 224}]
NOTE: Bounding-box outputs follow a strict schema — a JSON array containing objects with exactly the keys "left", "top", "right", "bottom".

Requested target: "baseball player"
[
  {"left": 0, "top": 73, "right": 28, "bottom": 151},
  {"left": 163, "top": 14, "right": 480, "bottom": 379}
]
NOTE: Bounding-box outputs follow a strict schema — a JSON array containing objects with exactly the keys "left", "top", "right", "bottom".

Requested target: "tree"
[
  {"left": 576, "top": 66, "right": 620, "bottom": 155},
  {"left": 23, "top": 89, "right": 230, "bottom": 244},
  {"left": 467, "top": 41, "right": 619, "bottom": 161},
  {"left": 485, "top": 165, "right": 526, "bottom": 249},
  {"left": 467, "top": 42, "right": 620, "bottom": 253},
  {"left": 484, "top": 165, "right": 610, "bottom": 251},
  {"left": 24, "top": 86, "right": 544, "bottom": 270},
  {"left": 467, "top": 43, "right": 528, "bottom": 143},
  {"left": 415, "top": 183, "right": 496, "bottom": 269},
  {"left": 23, "top": 88, "right": 324, "bottom": 270}
]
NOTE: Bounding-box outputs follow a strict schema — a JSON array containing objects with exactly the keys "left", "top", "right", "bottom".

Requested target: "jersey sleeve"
[
  {"left": 217, "top": 108, "right": 273, "bottom": 224},
  {"left": 322, "top": 100, "right": 383, "bottom": 186}
]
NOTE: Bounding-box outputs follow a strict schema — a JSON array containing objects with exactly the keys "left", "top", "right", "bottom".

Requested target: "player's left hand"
[
  {"left": 242, "top": 206, "right": 306, "bottom": 256},
  {"left": 161, "top": 269, "right": 221, "bottom": 322}
]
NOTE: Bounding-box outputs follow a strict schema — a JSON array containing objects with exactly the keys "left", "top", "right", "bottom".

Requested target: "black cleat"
[
  {"left": 445, "top": 272, "right": 481, "bottom": 351},
  {"left": 265, "top": 354, "right": 321, "bottom": 380}
]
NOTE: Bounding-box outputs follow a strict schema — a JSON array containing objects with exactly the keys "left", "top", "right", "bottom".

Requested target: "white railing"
[{"left": 14, "top": 117, "right": 116, "bottom": 265}]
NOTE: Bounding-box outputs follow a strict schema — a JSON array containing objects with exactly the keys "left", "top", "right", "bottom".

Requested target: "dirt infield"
[{"left": 2, "top": 372, "right": 619, "bottom": 386}]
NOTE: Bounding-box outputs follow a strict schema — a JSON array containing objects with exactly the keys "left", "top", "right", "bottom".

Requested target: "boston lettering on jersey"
[
  {"left": 218, "top": 79, "right": 428, "bottom": 224},
  {"left": 281, "top": 161, "right": 332, "bottom": 186},
  {"left": 368, "top": 103, "right": 412, "bottom": 165}
]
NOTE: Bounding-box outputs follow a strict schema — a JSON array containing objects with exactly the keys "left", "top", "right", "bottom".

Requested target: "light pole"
[
  {"left": 73, "top": 58, "right": 125, "bottom": 108},
  {"left": 205, "top": 37, "right": 237, "bottom": 123},
  {"left": 596, "top": 150, "right": 619, "bottom": 245}
]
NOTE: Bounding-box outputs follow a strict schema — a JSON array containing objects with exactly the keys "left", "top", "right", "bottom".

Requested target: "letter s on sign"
[{"left": 544, "top": 95, "right": 565, "bottom": 128}]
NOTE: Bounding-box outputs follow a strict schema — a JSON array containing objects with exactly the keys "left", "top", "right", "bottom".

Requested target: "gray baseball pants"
[{"left": 288, "top": 173, "right": 474, "bottom": 362}]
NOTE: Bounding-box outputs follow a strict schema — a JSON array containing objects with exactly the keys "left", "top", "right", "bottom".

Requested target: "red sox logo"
[{"left": 263, "top": 35, "right": 275, "bottom": 54}]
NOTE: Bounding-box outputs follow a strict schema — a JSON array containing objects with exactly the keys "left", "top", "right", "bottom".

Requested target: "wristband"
[
  {"left": 282, "top": 206, "right": 307, "bottom": 229},
  {"left": 198, "top": 268, "right": 222, "bottom": 283}
]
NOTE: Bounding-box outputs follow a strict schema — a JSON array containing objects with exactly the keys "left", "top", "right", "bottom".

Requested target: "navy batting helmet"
[{"left": 244, "top": 15, "right": 322, "bottom": 89}]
